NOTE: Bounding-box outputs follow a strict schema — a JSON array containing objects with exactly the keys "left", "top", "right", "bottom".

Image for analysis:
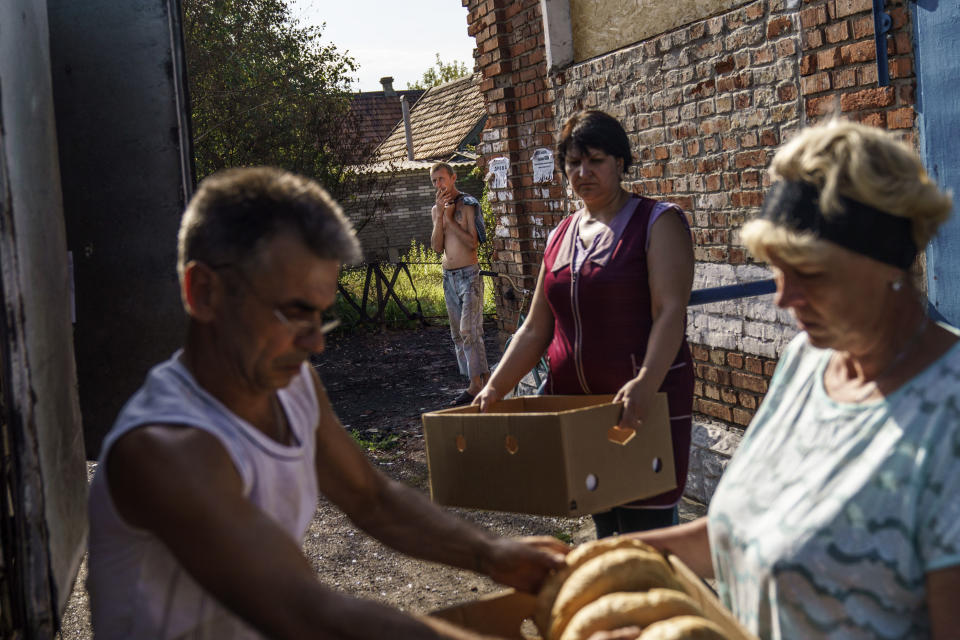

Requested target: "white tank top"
[{"left": 87, "top": 350, "right": 320, "bottom": 639}]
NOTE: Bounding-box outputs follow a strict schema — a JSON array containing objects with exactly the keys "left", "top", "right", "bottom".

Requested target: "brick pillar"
[{"left": 465, "top": 0, "right": 565, "bottom": 344}]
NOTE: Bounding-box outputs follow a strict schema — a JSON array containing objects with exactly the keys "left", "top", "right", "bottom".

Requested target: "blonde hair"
[{"left": 742, "top": 120, "right": 952, "bottom": 265}]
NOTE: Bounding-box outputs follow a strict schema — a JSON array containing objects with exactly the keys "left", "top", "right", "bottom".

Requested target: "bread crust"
[
  {"left": 636, "top": 615, "right": 729, "bottom": 640},
  {"left": 548, "top": 548, "right": 681, "bottom": 640},
  {"left": 558, "top": 589, "right": 704, "bottom": 640},
  {"left": 533, "top": 538, "right": 664, "bottom": 637}
]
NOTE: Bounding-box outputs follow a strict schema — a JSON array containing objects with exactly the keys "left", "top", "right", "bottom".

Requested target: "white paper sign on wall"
[
  {"left": 532, "top": 148, "right": 555, "bottom": 183},
  {"left": 488, "top": 157, "right": 510, "bottom": 189}
]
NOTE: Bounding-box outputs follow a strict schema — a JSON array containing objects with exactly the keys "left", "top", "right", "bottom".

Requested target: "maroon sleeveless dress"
[{"left": 542, "top": 196, "right": 693, "bottom": 507}]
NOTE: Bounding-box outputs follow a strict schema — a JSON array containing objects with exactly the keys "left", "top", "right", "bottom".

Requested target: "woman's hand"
[
  {"left": 613, "top": 375, "right": 658, "bottom": 431},
  {"left": 472, "top": 383, "right": 501, "bottom": 412}
]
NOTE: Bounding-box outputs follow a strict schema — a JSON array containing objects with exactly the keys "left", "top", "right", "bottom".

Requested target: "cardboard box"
[
  {"left": 422, "top": 394, "right": 676, "bottom": 516},
  {"left": 432, "top": 553, "right": 758, "bottom": 640}
]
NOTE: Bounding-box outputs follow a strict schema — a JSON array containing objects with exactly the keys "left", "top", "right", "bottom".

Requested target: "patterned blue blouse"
[{"left": 708, "top": 328, "right": 960, "bottom": 639}]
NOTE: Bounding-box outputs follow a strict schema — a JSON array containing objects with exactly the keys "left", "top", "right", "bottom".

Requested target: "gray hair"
[{"left": 177, "top": 167, "right": 361, "bottom": 277}]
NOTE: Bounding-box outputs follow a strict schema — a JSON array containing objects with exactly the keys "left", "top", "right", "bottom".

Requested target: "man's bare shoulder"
[{"left": 106, "top": 424, "right": 243, "bottom": 529}]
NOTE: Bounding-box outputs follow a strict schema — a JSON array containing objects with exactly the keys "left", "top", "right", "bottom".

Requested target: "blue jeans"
[{"left": 442, "top": 264, "right": 489, "bottom": 380}]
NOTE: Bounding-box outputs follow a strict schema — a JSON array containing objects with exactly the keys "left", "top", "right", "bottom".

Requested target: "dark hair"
[
  {"left": 557, "top": 110, "right": 633, "bottom": 173},
  {"left": 177, "top": 167, "right": 361, "bottom": 277}
]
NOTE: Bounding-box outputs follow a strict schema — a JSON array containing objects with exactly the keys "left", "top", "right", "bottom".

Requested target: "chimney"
[
  {"left": 400, "top": 94, "right": 415, "bottom": 161},
  {"left": 380, "top": 76, "right": 396, "bottom": 96}
]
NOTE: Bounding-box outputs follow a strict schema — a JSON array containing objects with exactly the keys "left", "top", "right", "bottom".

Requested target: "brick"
[
  {"left": 801, "top": 72, "right": 831, "bottom": 95},
  {"left": 764, "top": 361, "right": 778, "bottom": 377},
  {"left": 710, "top": 349, "right": 726, "bottom": 366},
  {"left": 767, "top": 16, "right": 793, "bottom": 38},
  {"left": 754, "top": 45, "right": 775, "bottom": 65},
  {"left": 841, "top": 86, "right": 895, "bottom": 111},
  {"left": 858, "top": 111, "right": 886, "bottom": 128},
  {"left": 721, "top": 388, "right": 739, "bottom": 404},
  {"left": 732, "top": 408, "right": 754, "bottom": 426},
  {"left": 704, "top": 383, "right": 721, "bottom": 401},
  {"left": 802, "top": 27, "right": 824, "bottom": 49},
  {"left": 889, "top": 57, "right": 912, "bottom": 79},
  {"left": 800, "top": 5, "right": 827, "bottom": 29},
  {"left": 692, "top": 344, "right": 709, "bottom": 361},
  {"left": 715, "top": 56, "right": 736, "bottom": 75},
  {"left": 800, "top": 54, "right": 817, "bottom": 76},
  {"left": 777, "top": 83, "right": 799, "bottom": 102},
  {"left": 777, "top": 39, "right": 797, "bottom": 58},
  {"left": 727, "top": 352, "right": 744, "bottom": 369},
  {"left": 835, "top": 0, "right": 872, "bottom": 18},
  {"left": 744, "top": 356, "right": 763, "bottom": 375},
  {"left": 840, "top": 40, "right": 876, "bottom": 64},
  {"left": 732, "top": 371, "right": 768, "bottom": 393},
  {"left": 851, "top": 15, "right": 874, "bottom": 39},
  {"left": 738, "top": 392, "right": 758, "bottom": 410},
  {"left": 696, "top": 398, "right": 733, "bottom": 423},
  {"left": 825, "top": 21, "right": 850, "bottom": 43},
  {"left": 816, "top": 47, "right": 842, "bottom": 70},
  {"left": 832, "top": 68, "right": 858, "bottom": 89}
]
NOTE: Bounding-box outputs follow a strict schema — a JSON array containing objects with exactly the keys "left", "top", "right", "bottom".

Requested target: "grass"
[
  {"left": 553, "top": 530, "right": 574, "bottom": 545},
  {"left": 334, "top": 240, "right": 496, "bottom": 330},
  {"left": 349, "top": 431, "right": 401, "bottom": 452}
]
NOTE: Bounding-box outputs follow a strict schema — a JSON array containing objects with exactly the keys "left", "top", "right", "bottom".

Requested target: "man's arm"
[
  {"left": 106, "top": 425, "right": 494, "bottom": 639},
  {"left": 310, "top": 370, "right": 567, "bottom": 591}
]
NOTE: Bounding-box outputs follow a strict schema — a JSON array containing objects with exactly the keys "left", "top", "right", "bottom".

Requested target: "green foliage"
[
  {"left": 553, "top": 531, "right": 574, "bottom": 545},
  {"left": 349, "top": 430, "right": 400, "bottom": 452},
  {"left": 183, "top": 0, "right": 394, "bottom": 225},
  {"left": 469, "top": 166, "right": 496, "bottom": 267},
  {"left": 407, "top": 53, "right": 470, "bottom": 90},
  {"left": 334, "top": 240, "right": 495, "bottom": 330}
]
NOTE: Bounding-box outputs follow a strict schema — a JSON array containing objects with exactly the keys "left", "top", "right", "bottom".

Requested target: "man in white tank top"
[{"left": 87, "top": 167, "right": 566, "bottom": 640}]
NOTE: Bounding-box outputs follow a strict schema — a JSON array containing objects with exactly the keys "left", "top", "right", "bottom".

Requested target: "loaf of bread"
[
  {"left": 534, "top": 538, "right": 663, "bottom": 637},
  {"left": 558, "top": 589, "right": 703, "bottom": 640},
  {"left": 636, "top": 615, "right": 729, "bottom": 640},
  {"left": 548, "top": 548, "right": 681, "bottom": 640}
]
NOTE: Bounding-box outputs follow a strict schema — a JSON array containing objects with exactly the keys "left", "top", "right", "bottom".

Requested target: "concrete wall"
[
  {"left": 568, "top": 0, "right": 753, "bottom": 62},
  {"left": 0, "top": 0, "right": 87, "bottom": 628}
]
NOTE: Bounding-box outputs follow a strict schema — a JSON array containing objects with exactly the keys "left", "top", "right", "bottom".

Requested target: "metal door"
[{"left": 914, "top": 1, "right": 960, "bottom": 325}]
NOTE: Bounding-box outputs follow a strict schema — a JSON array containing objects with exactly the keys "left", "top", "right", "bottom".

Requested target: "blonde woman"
[{"left": 615, "top": 121, "right": 959, "bottom": 640}]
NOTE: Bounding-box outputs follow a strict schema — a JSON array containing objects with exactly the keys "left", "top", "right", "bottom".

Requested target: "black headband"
[{"left": 758, "top": 179, "right": 917, "bottom": 269}]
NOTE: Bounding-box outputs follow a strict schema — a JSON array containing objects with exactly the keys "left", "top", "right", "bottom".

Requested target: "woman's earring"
[{"left": 890, "top": 279, "right": 904, "bottom": 292}]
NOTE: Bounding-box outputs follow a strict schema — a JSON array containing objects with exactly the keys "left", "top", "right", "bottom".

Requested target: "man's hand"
[{"left": 478, "top": 536, "right": 568, "bottom": 593}]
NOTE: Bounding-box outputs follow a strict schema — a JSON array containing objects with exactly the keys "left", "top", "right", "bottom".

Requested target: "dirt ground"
[{"left": 59, "top": 320, "right": 704, "bottom": 638}]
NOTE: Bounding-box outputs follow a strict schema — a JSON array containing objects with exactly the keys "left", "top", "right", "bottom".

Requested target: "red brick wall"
[
  {"left": 464, "top": 1, "right": 920, "bottom": 499},
  {"left": 800, "top": 0, "right": 916, "bottom": 138},
  {"left": 465, "top": 0, "right": 565, "bottom": 335}
]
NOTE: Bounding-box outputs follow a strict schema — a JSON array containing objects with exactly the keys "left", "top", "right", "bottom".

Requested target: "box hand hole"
[
  {"left": 585, "top": 473, "right": 599, "bottom": 491},
  {"left": 504, "top": 435, "right": 519, "bottom": 455},
  {"left": 607, "top": 425, "right": 636, "bottom": 445},
  {"left": 651, "top": 457, "right": 662, "bottom": 473},
  {"left": 455, "top": 435, "right": 467, "bottom": 453}
]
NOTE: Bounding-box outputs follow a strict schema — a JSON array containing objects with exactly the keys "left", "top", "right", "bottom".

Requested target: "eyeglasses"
[{"left": 211, "top": 263, "right": 341, "bottom": 337}]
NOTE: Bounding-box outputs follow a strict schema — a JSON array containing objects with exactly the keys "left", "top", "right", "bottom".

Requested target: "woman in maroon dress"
[{"left": 474, "top": 110, "right": 695, "bottom": 535}]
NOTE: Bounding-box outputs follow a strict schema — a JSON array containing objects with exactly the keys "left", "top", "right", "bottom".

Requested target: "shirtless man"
[{"left": 430, "top": 162, "right": 489, "bottom": 405}]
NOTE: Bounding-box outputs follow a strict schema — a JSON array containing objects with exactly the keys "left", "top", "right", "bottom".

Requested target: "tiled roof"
[
  {"left": 373, "top": 74, "right": 486, "bottom": 163},
  {"left": 347, "top": 89, "right": 426, "bottom": 161}
]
